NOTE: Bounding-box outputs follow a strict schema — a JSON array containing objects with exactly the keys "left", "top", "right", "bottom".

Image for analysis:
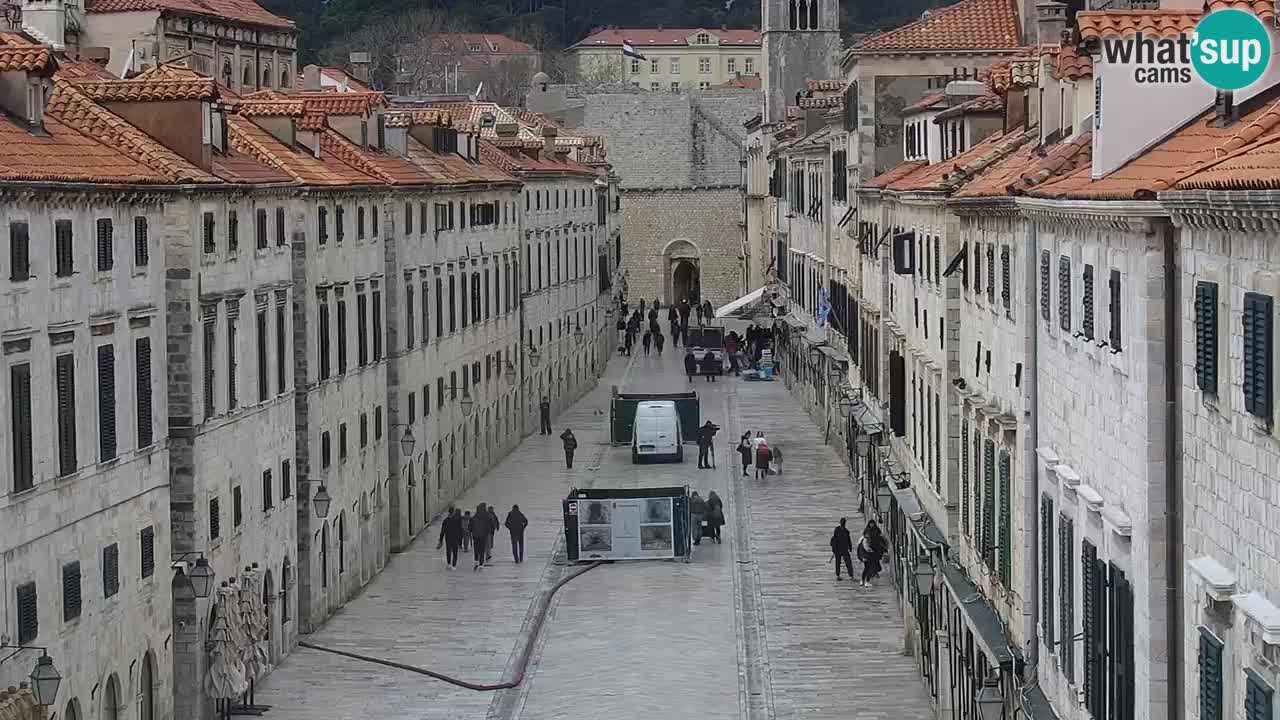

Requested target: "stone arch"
[
  {"left": 66, "top": 697, "right": 83, "bottom": 720},
  {"left": 789, "top": 0, "right": 798, "bottom": 28},
  {"left": 103, "top": 672, "right": 122, "bottom": 720},
  {"left": 798, "top": 0, "right": 809, "bottom": 28},
  {"left": 809, "top": 0, "right": 819, "bottom": 28},
  {"left": 138, "top": 650, "right": 156, "bottom": 720},
  {"left": 663, "top": 239, "right": 702, "bottom": 305}
]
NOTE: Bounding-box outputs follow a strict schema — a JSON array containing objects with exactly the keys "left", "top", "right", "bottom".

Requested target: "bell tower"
[{"left": 762, "top": 0, "right": 842, "bottom": 123}]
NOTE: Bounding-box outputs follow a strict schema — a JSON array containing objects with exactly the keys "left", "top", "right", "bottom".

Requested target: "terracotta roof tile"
[
  {"left": 0, "top": 114, "right": 168, "bottom": 184},
  {"left": 75, "top": 77, "right": 217, "bottom": 102},
  {"left": 226, "top": 114, "right": 375, "bottom": 186},
  {"left": 934, "top": 93, "right": 1004, "bottom": 121},
  {"left": 85, "top": 0, "right": 294, "bottom": 28},
  {"left": 862, "top": 160, "right": 929, "bottom": 189},
  {"left": 1207, "top": 0, "right": 1275, "bottom": 21},
  {"left": 903, "top": 92, "right": 948, "bottom": 115},
  {"left": 806, "top": 79, "right": 845, "bottom": 92},
  {"left": 298, "top": 91, "right": 384, "bottom": 116},
  {"left": 889, "top": 126, "right": 1037, "bottom": 192},
  {"left": 383, "top": 109, "right": 454, "bottom": 128},
  {"left": 319, "top": 130, "right": 434, "bottom": 185},
  {"left": 798, "top": 95, "right": 843, "bottom": 109},
  {"left": 46, "top": 78, "right": 215, "bottom": 182},
  {"left": 133, "top": 63, "right": 207, "bottom": 81},
  {"left": 0, "top": 32, "right": 53, "bottom": 73},
  {"left": 1054, "top": 44, "right": 1093, "bottom": 80},
  {"left": 1076, "top": 10, "right": 1199, "bottom": 41},
  {"left": 478, "top": 140, "right": 595, "bottom": 176},
  {"left": 238, "top": 98, "right": 305, "bottom": 117},
  {"left": 955, "top": 130, "right": 1092, "bottom": 197},
  {"left": 720, "top": 74, "right": 762, "bottom": 89},
  {"left": 854, "top": 0, "right": 1021, "bottom": 52},
  {"left": 408, "top": 138, "right": 518, "bottom": 185},
  {"left": 429, "top": 33, "right": 538, "bottom": 55},
  {"left": 55, "top": 59, "right": 119, "bottom": 80},
  {"left": 573, "top": 28, "right": 760, "bottom": 48},
  {"left": 299, "top": 111, "right": 326, "bottom": 131},
  {"left": 212, "top": 148, "right": 292, "bottom": 183},
  {"left": 1172, "top": 132, "right": 1280, "bottom": 189},
  {"left": 1031, "top": 97, "right": 1280, "bottom": 199}
]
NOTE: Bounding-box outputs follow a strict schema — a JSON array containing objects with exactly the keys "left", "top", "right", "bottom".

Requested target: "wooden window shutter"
[
  {"left": 372, "top": 289, "right": 383, "bottom": 361},
  {"left": 1198, "top": 629, "right": 1224, "bottom": 720},
  {"left": 203, "top": 212, "right": 216, "bottom": 253},
  {"left": 281, "top": 459, "right": 291, "bottom": 499},
  {"left": 986, "top": 244, "right": 995, "bottom": 304},
  {"left": 1059, "top": 515, "right": 1075, "bottom": 682},
  {"left": 1040, "top": 250, "right": 1051, "bottom": 321},
  {"left": 1082, "top": 264, "right": 1095, "bottom": 339},
  {"left": 54, "top": 219, "right": 74, "bottom": 277},
  {"left": 9, "top": 221, "right": 30, "bottom": 281},
  {"left": 97, "top": 217, "right": 114, "bottom": 271},
  {"left": 1194, "top": 281, "right": 1219, "bottom": 393},
  {"left": 1109, "top": 563, "right": 1134, "bottom": 720},
  {"left": 103, "top": 543, "right": 119, "bottom": 598},
  {"left": 1109, "top": 269, "right": 1122, "bottom": 351},
  {"left": 982, "top": 440, "right": 997, "bottom": 574},
  {"left": 134, "top": 216, "right": 149, "bottom": 266},
  {"left": 888, "top": 351, "right": 906, "bottom": 436},
  {"left": 263, "top": 469, "right": 273, "bottom": 510},
  {"left": 10, "top": 363, "right": 33, "bottom": 492},
  {"left": 1059, "top": 256, "right": 1072, "bottom": 331},
  {"left": 210, "top": 497, "right": 220, "bottom": 539},
  {"left": 336, "top": 295, "right": 348, "bottom": 374},
  {"left": 16, "top": 582, "right": 38, "bottom": 643},
  {"left": 256, "top": 208, "right": 268, "bottom": 249},
  {"left": 998, "top": 449, "right": 1012, "bottom": 586},
  {"left": 56, "top": 353, "right": 77, "bottom": 476},
  {"left": 233, "top": 485, "right": 242, "bottom": 526},
  {"left": 63, "top": 561, "right": 81, "bottom": 620},
  {"left": 406, "top": 284, "right": 415, "bottom": 350},
  {"left": 421, "top": 280, "right": 430, "bottom": 345},
  {"left": 1000, "top": 245, "right": 1011, "bottom": 310},
  {"left": 276, "top": 207, "right": 286, "bottom": 246},
  {"left": 335, "top": 205, "right": 345, "bottom": 242},
  {"left": 1242, "top": 292, "right": 1274, "bottom": 419},
  {"left": 1245, "top": 670, "right": 1274, "bottom": 720},
  {"left": 203, "top": 310, "right": 217, "bottom": 415},
  {"left": 276, "top": 294, "right": 287, "bottom": 395},
  {"left": 97, "top": 344, "right": 116, "bottom": 462},
  {"left": 257, "top": 309, "right": 268, "bottom": 402},
  {"left": 318, "top": 298, "right": 331, "bottom": 380},
  {"left": 1041, "top": 495, "right": 1055, "bottom": 648},
  {"left": 357, "top": 291, "right": 369, "bottom": 366},
  {"left": 1083, "top": 539, "right": 1100, "bottom": 714},
  {"left": 960, "top": 423, "right": 970, "bottom": 537},
  {"left": 1084, "top": 543, "right": 1108, "bottom": 718},
  {"left": 140, "top": 526, "right": 155, "bottom": 578}
]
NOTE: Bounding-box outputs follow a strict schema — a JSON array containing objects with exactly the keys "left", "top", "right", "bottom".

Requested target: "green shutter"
[
  {"left": 1245, "top": 669, "right": 1274, "bottom": 720},
  {"left": 1199, "top": 628, "right": 1224, "bottom": 720},
  {"left": 1059, "top": 516, "right": 1075, "bottom": 682},
  {"left": 1195, "top": 281, "right": 1219, "bottom": 394},
  {"left": 1109, "top": 564, "right": 1134, "bottom": 720},
  {"left": 1082, "top": 540, "right": 1105, "bottom": 717},
  {"left": 1243, "top": 292, "right": 1274, "bottom": 419},
  {"left": 983, "top": 440, "right": 996, "bottom": 574},
  {"left": 998, "top": 449, "right": 1012, "bottom": 586},
  {"left": 961, "top": 424, "right": 970, "bottom": 537},
  {"left": 1041, "top": 496, "right": 1055, "bottom": 648}
]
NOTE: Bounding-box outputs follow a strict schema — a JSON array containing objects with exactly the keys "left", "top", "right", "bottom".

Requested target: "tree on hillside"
[{"left": 320, "top": 8, "right": 471, "bottom": 92}]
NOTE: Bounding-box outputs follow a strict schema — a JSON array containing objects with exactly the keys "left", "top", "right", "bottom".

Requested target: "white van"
[{"left": 632, "top": 401, "right": 683, "bottom": 463}]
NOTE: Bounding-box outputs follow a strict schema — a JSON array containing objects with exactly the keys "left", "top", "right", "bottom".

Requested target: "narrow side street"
[{"left": 255, "top": 351, "right": 933, "bottom": 719}]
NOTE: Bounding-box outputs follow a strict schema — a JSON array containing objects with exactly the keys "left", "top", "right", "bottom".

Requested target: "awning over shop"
[
  {"left": 818, "top": 344, "right": 851, "bottom": 364},
  {"left": 716, "top": 286, "right": 770, "bottom": 319},
  {"left": 939, "top": 561, "right": 1017, "bottom": 670},
  {"left": 849, "top": 399, "right": 885, "bottom": 434}
]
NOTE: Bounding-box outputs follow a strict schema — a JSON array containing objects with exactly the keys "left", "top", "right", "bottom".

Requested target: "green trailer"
[{"left": 608, "top": 388, "right": 700, "bottom": 445}]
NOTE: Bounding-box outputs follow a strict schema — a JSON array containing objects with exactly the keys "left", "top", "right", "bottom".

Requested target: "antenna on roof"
[{"left": 470, "top": 82, "right": 484, "bottom": 101}]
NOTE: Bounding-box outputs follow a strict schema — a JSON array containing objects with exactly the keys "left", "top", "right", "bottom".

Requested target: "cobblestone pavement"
[{"left": 255, "top": 347, "right": 933, "bottom": 719}]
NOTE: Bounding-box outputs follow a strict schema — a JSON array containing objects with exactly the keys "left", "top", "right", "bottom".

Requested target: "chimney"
[
  {"left": 944, "top": 80, "right": 987, "bottom": 105},
  {"left": 1213, "top": 90, "right": 1238, "bottom": 127},
  {"left": 541, "top": 124, "right": 559, "bottom": 154},
  {"left": 303, "top": 64, "right": 322, "bottom": 91},
  {"left": 495, "top": 122, "right": 519, "bottom": 137},
  {"left": 1035, "top": 1, "right": 1068, "bottom": 46},
  {"left": 349, "top": 51, "right": 370, "bottom": 83},
  {"left": 22, "top": 0, "right": 68, "bottom": 51}
]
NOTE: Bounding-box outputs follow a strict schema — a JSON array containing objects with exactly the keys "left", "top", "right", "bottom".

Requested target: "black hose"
[{"left": 298, "top": 561, "right": 602, "bottom": 691}]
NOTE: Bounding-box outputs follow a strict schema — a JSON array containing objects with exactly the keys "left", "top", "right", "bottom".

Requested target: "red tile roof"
[
  {"left": 798, "top": 96, "right": 843, "bottom": 109},
  {"left": 903, "top": 92, "right": 948, "bottom": 115},
  {"left": 1207, "top": 0, "right": 1275, "bottom": 21},
  {"left": 934, "top": 93, "right": 1004, "bottom": 121},
  {"left": 238, "top": 98, "right": 305, "bottom": 117},
  {"left": 85, "top": 0, "right": 294, "bottom": 29},
  {"left": 479, "top": 141, "right": 595, "bottom": 176},
  {"left": 720, "top": 74, "right": 762, "bottom": 89},
  {"left": 1076, "top": 10, "right": 1198, "bottom": 41},
  {"left": 854, "top": 0, "right": 1021, "bottom": 52},
  {"left": 429, "top": 33, "right": 537, "bottom": 55},
  {"left": 1053, "top": 44, "right": 1093, "bottom": 81},
  {"left": 1172, "top": 132, "right": 1280, "bottom": 190},
  {"left": 319, "top": 130, "right": 435, "bottom": 185},
  {"left": 1030, "top": 98, "right": 1280, "bottom": 199},
  {"left": 383, "top": 109, "right": 454, "bottom": 128},
  {"left": 807, "top": 79, "right": 845, "bottom": 92},
  {"left": 226, "top": 115, "right": 377, "bottom": 186},
  {"left": 0, "top": 114, "right": 168, "bottom": 184},
  {"left": 0, "top": 32, "right": 53, "bottom": 73},
  {"left": 985, "top": 52, "right": 1039, "bottom": 93},
  {"left": 888, "top": 126, "right": 1037, "bottom": 192},
  {"left": 408, "top": 139, "right": 519, "bottom": 185},
  {"left": 75, "top": 76, "right": 218, "bottom": 102},
  {"left": 298, "top": 91, "right": 384, "bottom": 116},
  {"left": 573, "top": 27, "right": 761, "bottom": 48},
  {"left": 954, "top": 130, "right": 1092, "bottom": 197},
  {"left": 55, "top": 59, "right": 119, "bottom": 80},
  {"left": 862, "top": 160, "right": 928, "bottom": 189}
]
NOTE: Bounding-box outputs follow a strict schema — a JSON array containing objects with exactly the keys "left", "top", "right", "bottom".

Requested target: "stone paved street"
[{"left": 255, "top": 348, "right": 933, "bottom": 719}]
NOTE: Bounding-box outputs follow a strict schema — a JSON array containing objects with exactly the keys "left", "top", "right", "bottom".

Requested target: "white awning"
[{"left": 715, "top": 287, "right": 767, "bottom": 319}]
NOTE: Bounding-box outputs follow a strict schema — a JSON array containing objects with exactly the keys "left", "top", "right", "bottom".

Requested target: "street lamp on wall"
[
  {"left": 505, "top": 360, "right": 517, "bottom": 386},
  {"left": 913, "top": 555, "right": 936, "bottom": 597},
  {"left": 0, "top": 647, "right": 63, "bottom": 706},
  {"left": 975, "top": 681, "right": 1005, "bottom": 720},
  {"left": 460, "top": 390, "right": 475, "bottom": 417},
  {"left": 170, "top": 552, "right": 216, "bottom": 599},
  {"left": 528, "top": 345, "right": 541, "bottom": 368},
  {"left": 312, "top": 484, "right": 332, "bottom": 519},
  {"left": 574, "top": 322, "right": 584, "bottom": 340}
]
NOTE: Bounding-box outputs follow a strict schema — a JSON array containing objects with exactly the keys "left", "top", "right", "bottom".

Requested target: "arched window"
[
  {"left": 320, "top": 522, "right": 329, "bottom": 588},
  {"left": 105, "top": 674, "right": 121, "bottom": 720},
  {"left": 221, "top": 59, "right": 233, "bottom": 87},
  {"left": 789, "top": 0, "right": 797, "bottom": 29},
  {"left": 242, "top": 64, "right": 252, "bottom": 88},
  {"left": 280, "top": 65, "right": 291, "bottom": 89},
  {"left": 337, "top": 511, "right": 346, "bottom": 574},
  {"left": 798, "top": 0, "right": 808, "bottom": 29},
  {"left": 65, "top": 699, "right": 81, "bottom": 720},
  {"left": 809, "top": 0, "right": 819, "bottom": 29},
  {"left": 262, "top": 63, "right": 272, "bottom": 88},
  {"left": 139, "top": 652, "right": 156, "bottom": 720}
]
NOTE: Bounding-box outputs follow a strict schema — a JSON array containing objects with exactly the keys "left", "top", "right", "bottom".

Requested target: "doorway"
[{"left": 673, "top": 260, "right": 700, "bottom": 304}]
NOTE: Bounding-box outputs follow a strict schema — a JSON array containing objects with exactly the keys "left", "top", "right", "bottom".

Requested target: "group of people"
[
  {"left": 688, "top": 490, "right": 724, "bottom": 545},
  {"left": 830, "top": 517, "right": 888, "bottom": 585},
  {"left": 684, "top": 349, "right": 723, "bottom": 382},
  {"left": 736, "top": 431, "right": 781, "bottom": 479},
  {"left": 616, "top": 297, "right": 721, "bottom": 355},
  {"left": 437, "top": 503, "right": 530, "bottom": 570}
]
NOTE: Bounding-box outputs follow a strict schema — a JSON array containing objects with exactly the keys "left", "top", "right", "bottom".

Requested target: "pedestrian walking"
[
  {"left": 461, "top": 510, "right": 473, "bottom": 551},
  {"left": 701, "top": 299, "right": 713, "bottom": 325},
  {"left": 505, "top": 504, "right": 528, "bottom": 563},
  {"left": 736, "top": 432, "right": 753, "bottom": 476},
  {"left": 624, "top": 330, "right": 634, "bottom": 356},
  {"left": 560, "top": 428, "right": 578, "bottom": 468},
  {"left": 678, "top": 298, "right": 691, "bottom": 327},
  {"left": 696, "top": 420, "right": 719, "bottom": 469},
  {"left": 470, "top": 504, "right": 492, "bottom": 570},
  {"left": 684, "top": 350, "right": 698, "bottom": 382},
  {"left": 700, "top": 350, "right": 719, "bottom": 381},
  {"left": 616, "top": 317, "right": 626, "bottom": 353},
  {"left": 831, "top": 518, "right": 855, "bottom": 580},
  {"left": 642, "top": 330, "right": 652, "bottom": 354},
  {"left": 487, "top": 505, "right": 500, "bottom": 562},
  {"left": 771, "top": 446, "right": 784, "bottom": 475},
  {"left": 652, "top": 297, "right": 661, "bottom": 312},
  {"left": 689, "top": 491, "right": 707, "bottom": 546},
  {"left": 440, "top": 508, "right": 464, "bottom": 569},
  {"left": 857, "top": 520, "right": 889, "bottom": 586},
  {"left": 754, "top": 435, "right": 771, "bottom": 480},
  {"left": 706, "top": 491, "right": 724, "bottom": 543},
  {"left": 539, "top": 397, "right": 552, "bottom": 435},
  {"left": 436, "top": 503, "right": 455, "bottom": 549},
  {"left": 639, "top": 298, "right": 646, "bottom": 316},
  {"left": 648, "top": 307, "right": 658, "bottom": 324},
  {"left": 655, "top": 331, "right": 666, "bottom": 354},
  {"left": 695, "top": 303, "right": 704, "bottom": 326}
]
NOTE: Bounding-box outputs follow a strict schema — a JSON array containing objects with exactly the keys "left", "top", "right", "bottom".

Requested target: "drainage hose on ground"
[{"left": 298, "top": 561, "right": 602, "bottom": 691}]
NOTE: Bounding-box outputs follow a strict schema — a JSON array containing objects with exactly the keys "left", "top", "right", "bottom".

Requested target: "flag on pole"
[{"left": 622, "top": 41, "right": 648, "bottom": 60}]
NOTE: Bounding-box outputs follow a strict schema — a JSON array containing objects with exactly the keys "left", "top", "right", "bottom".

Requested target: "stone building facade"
[
  {"left": 761, "top": 0, "right": 840, "bottom": 123},
  {"left": 569, "top": 27, "right": 761, "bottom": 91}
]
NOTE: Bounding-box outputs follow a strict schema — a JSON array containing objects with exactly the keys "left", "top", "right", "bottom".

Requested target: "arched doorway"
[
  {"left": 663, "top": 239, "right": 701, "bottom": 304},
  {"left": 66, "top": 698, "right": 82, "bottom": 720},
  {"left": 138, "top": 652, "right": 155, "bottom": 720},
  {"left": 104, "top": 673, "right": 121, "bottom": 720}
]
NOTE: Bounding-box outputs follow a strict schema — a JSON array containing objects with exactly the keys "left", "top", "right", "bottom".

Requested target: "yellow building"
[{"left": 569, "top": 27, "right": 762, "bottom": 91}]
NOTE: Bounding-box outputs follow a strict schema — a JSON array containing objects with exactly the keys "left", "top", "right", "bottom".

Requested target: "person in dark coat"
[
  {"left": 831, "top": 517, "right": 855, "bottom": 580},
  {"left": 652, "top": 298, "right": 661, "bottom": 312},
  {"left": 689, "top": 492, "right": 707, "bottom": 546},
  {"left": 857, "top": 520, "right": 889, "bottom": 586},
  {"left": 694, "top": 303, "right": 704, "bottom": 326},
  {"left": 736, "top": 432, "right": 753, "bottom": 476},
  {"left": 678, "top": 299, "right": 691, "bottom": 326},
  {"left": 624, "top": 328, "right": 634, "bottom": 356},
  {"left": 701, "top": 299, "right": 714, "bottom": 324},
  {"left": 461, "top": 510, "right": 473, "bottom": 550},
  {"left": 470, "top": 504, "right": 492, "bottom": 570},
  {"left": 696, "top": 420, "right": 719, "bottom": 469},
  {"left": 706, "top": 491, "right": 724, "bottom": 543},
  {"left": 436, "top": 504, "right": 455, "bottom": 549},
  {"left": 684, "top": 351, "right": 698, "bottom": 382},
  {"left": 505, "top": 504, "right": 529, "bottom": 563},
  {"left": 639, "top": 298, "right": 646, "bottom": 316},
  {"left": 700, "top": 351, "right": 719, "bottom": 381},
  {"left": 648, "top": 306, "right": 658, "bottom": 324},
  {"left": 668, "top": 307, "right": 681, "bottom": 347},
  {"left": 560, "top": 428, "right": 578, "bottom": 468},
  {"left": 654, "top": 331, "right": 665, "bottom": 354},
  {"left": 439, "top": 508, "right": 464, "bottom": 569},
  {"left": 487, "top": 505, "right": 500, "bottom": 561},
  {"left": 539, "top": 397, "right": 552, "bottom": 435},
  {"left": 642, "top": 330, "right": 652, "bottom": 354},
  {"left": 616, "top": 317, "right": 626, "bottom": 353}
]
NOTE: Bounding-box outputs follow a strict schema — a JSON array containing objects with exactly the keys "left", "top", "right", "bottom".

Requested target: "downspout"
[
  {"left": 1022, "top": 214, "right": 1040, "bottom": 683},
  {"left": 1163, "top": 219, "right": 1184, "bottom": 720}
]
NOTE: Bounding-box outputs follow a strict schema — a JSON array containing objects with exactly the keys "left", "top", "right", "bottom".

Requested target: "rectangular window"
[
  {"left": 318, "top": 206, "right": 329, "bottom": 245},
  {"left": 408, "top": 392, "right": 416, "bottom": 424},
  {"left": 102, "top": 543, "right": 119, "bottom": 598},
  {"left": 1082, "top": 264, "right": 1096, "bottom": 339},
  {"left": 437, "top": 378, "right": 445, "bottom": 408},
  {"left": 227, "top": 210, "right": 239, "bottom": 253},
  {"left": 281, "top": 459, "right": 291, "bottom": 499},
  {"left": 257, "top": 309, "right": 268, "bottom": 402},
  {"left": 1195, "top": 281, "right": 1219, "bottom": 394},
  {"left": 232, "top": 485, "right": 242, "bottom": 527},
  {"left": 256, "top": 208, "right": 268, "bottom": 249},
  {"left": 226, "top": 304, "right": 238, "bottom": 409},
  {"left": 404, "top": 202, "right": 413, "bottom": 234},
  {"left": 16, "top": 582, "right": 37, "bottom": 643},
  {"left": 55, "top": 219, "right": 73, "bottom": 277},
  {"left": 1083, "top": 539, "right": 1107, "bottom": 719},
  {"left": 263, "top": 469, "right": 273, "bottom": 511},
  {"left": 1245, "top": 670, "right": 1273, "bottom": 720},
  {"left": 1059, "top": 515, "right": 1075, "bottom": 682},
  {"left": 56, "top": 353, "right": 77, "bottom": 476},
  {"left": 10, "top": 364, "right": 34, "bottom": 493},
  {"left": 62, "top": 561, "right": 81, "bottom": 621},
  {"left": 421, "top": 280, "right": 429, "bottom": 345},
  {"left": 276, "top": 207, "right": 286, "bottom": 246},
  {"left": 140, "top": 526, "right": 155, "bottom": 578},
  {"left": 360, "top": 413, "right": 368, "bottom": 447},
  {"left": 406, "top": 285, "right": 415, "bottom": 349},
  {"left": 97, "top": 344, "right": 116, "bottom": 461},
  {"left": 1108, "top": 563, "right": 1135, "bottom": 720},
  {"left": 1198, "top": 639, "right": 1223, "bottom": 720},
  {"left": 203, "top": 310, "right": 217, "bottom": 415},
  {"left": 375, "top": 407, "right": 382, "bottom": 439},
  {"left": 981, "top": 440, "right": 996, "bottom": 573},
  {"left": 318, "top": 297, "right": 331, "bottom": 380},
  {"left": 1243, "top": 292, "right": 1274, "bottom": 420},
  {"left": 134, "top": 216, "right": 149, "bottom": 266},
  {"left": 449, "top": 274, "right": 457, "bottom": 332},
  {"left": 357, "top": 206, "right": 366, "bottom": 240},
  {"left": 435, "top": 277, "right": 443, "bottom": 338},
  {"left": 335, "top": 205, "right": 345, "bottom": 242},
  {"left": 1059, "top": 255, "right": 1072, "bottom": 332},
  {"left": 1000, "top": 245, "right": 1011, "bottom": 310},
  {"left": 97, "top": 218, "right": 114, "bottom": 271},
  {"left": 209, "top": 497, "right": 220, "bottom": 539},
  {"left": 357, "top": 291, "right": 369, "bottom": 367},
  {"left": 1040, "top": 495, "right": 1055, "bottom": 649},
  {"left": 276, "top": 297, "right": 287, "bottom": 395},
  {"left": 372, "top": 290, "right": 383, "bottom": 361},
  {"left": 202, "top": 212, "right": 216, "bottom": 253},
  {"left": 336, "top": 295, "right": 348, "bottom": 374}
]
